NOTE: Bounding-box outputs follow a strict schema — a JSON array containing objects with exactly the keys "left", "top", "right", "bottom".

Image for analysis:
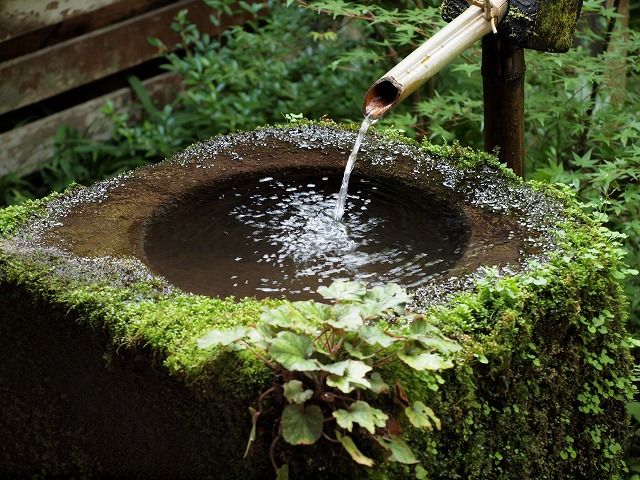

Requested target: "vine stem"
[
  {"left": 257, "top": 386, "right": 277, "bottom": 411},
  {"left": 322, "top": 432, "right": 340, "bottom": 443},
  {"left": 270, "top": 428, "right": 281, "bottom": 473},
  {"left": 373, "top": 354, "right": 398, "bottom": 369},
  {"left": 322, "top": 329, "right": 332, "bottom": 356},
  {"left": 241, "top": 341, "right": 278, "bottom": 370},
  {"left": 332, "top": 334, "right": 346, "bottom": 355}
]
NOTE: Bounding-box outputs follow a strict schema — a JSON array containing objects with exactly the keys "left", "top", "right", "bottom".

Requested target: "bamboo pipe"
[{"left": 363, "top": 0, "right": 509, "bottom": 119}]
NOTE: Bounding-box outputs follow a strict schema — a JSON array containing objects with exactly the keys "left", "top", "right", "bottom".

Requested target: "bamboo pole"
[
  {"left": 481, "top": 35, "right": 525, "bottom": 177},
  {"left": 363, "top": 0, "right": 508, "bottom": 119}
]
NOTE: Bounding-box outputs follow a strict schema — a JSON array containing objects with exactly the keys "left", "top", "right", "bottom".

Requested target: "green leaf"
[
  {"left": 415, "top": 465, "right": 428, "bottom": 479},
  {"left": 361, "top": 283, "right": 412, "bottom": 316},
  {"left": 369, "top": 372, "right": 390, "bottom": 394},
  {"left": 407, "top": 318, "right": 441, "bottom": 336},
  {"left": 475, "top": 354, "right": 489, "bottom": 364},
  {"left": 292, "top": 300, "right": 332, "bottom": 323},
  {"left": 336, "top": 431, "right": 374, "bottom": 467},
  {"left": 247, "top": 324, "right": 274, "bottom": 350},
  {"left": 317, "top": 280, "right": 366, "bottom": 301},
  {"left": 333, "top": 400, "right": 388, "bottom": 434},
  {"left": 413, "top": 336, "right": 461, "bottom": 354},
  {"left": 283, "top": 380, "right": 314, "bottom": 404},
  {"left": 197, "top": 326, "right": 250, "bottom": 349},
  {"left": 281, "top": 404, "right": 323, "bottom": 445},
  {"left": 405, "top": 401, "right": 441, "bottom": 430},
  {"left": 328, "top": 305, "right": 364, "bottom": 330},
  {"left": 627, "top": 402, "right": 640, "bottom": 423},
  {"left": 397, "top": 351, "right": 453, "bottom": 371},
  {"left": 275, "top": 463, "right": 289, "bottom": 480},
  {"left": 269, "top": 332, "right": 323, "bottom": 371},
  {"left": 343, "top": 341, "right": 377, "bottom": 360},
  {"left": 357, "top": 325, "right": 396, "bottom": 348},
  {"left": 261, "top": 304, "right": 320, "bottom": 336},
  {"left": 128, "top": 75, "right": 159, "bottom": 117},
  {"left": 326, "top": 360, "right": 372, "bottom": 393},
  {"left": 375, "top": 436, "right": 419, "bottom": 464},
  {"left": 405, "top": 320, "right": 461, "bottom": 353}
]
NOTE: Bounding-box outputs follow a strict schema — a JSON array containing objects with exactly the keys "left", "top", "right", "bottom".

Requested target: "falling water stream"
[{"left": 333, "top": 115, "right": 377, "bottom": 221}]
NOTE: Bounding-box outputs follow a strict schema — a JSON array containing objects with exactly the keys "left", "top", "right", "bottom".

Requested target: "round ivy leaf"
[
  {"left": 325, "top": 360, "right": 372, "bottom": 393},
  {"left": 333, "top": 400, "right": 388, "bottom": 434},
  {"left": 317, "top": 280, "right": 367, "bottom": 301},
  {"left": 197, "top": 326, "right": 249, "bottom": 349},
  {"left": 283, "top": 380, "right": 314, "bottom": 404},
  {"left": 405, "top": 401, "right": 441, "bottom": 430},
  {"left": 281, "top": 404, "right": 324, "bottom": 445},
  {"left": 269, "top": 331, "right": 323, "bottom": 371},
  {"left": 375, "top": 436, "right": 419, "bottom": 464},
  {"left": 397, "top": 351, "right": 453, "bottom": 371}
]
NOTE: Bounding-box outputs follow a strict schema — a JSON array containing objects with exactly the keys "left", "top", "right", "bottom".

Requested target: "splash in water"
[
  {"left": 142, "top": 172, "right": 467, "bottom": 300},
  {"left": 333, "top": 115, "right": 377, "bottom": 221}
]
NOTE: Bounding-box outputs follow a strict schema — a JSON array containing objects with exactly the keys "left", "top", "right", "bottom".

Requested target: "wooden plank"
[
  {"left": 0, "top": 0, "right": 177, "bottom": 61},
  {"left": 0, "top": 72, "right": 182, "bottom": 178},
  {"left": 0, "top": 0, "right": 250, "bottom": 115},
  {"left": 0, "top": 0, "right": 119, "bottom": 42}
]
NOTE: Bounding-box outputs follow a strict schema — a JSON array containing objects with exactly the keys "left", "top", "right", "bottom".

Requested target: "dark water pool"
[{"left": 143, "top": 170, "right": 469, "bottom": 299}]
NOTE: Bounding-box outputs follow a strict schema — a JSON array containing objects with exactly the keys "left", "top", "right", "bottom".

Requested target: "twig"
[
  {"left": 322, "top": 431, "right": 340, "bottom": 443},
  {"left": 241, "top": 342, "right": 278, "bottom": 370},
  {"left": 270, "top": 428, "right": 281, "bottom": 473},
  {"left": 257, "top": 386, "right": 277, "bottom": 411}
]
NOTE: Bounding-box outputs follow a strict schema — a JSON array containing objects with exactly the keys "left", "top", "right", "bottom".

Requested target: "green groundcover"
[{"left": 0, "top": 123, "right": 634, "bottom": 479}]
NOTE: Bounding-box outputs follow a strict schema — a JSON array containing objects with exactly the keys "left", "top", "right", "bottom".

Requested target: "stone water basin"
[
  {"left": 41, "top": 125, "right": 542, "bottom": 300},
  {"left": 0, "top": 124, "right": 631, "bottom": 479}
]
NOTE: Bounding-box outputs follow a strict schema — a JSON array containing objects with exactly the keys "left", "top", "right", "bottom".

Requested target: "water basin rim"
[{"left": 5, "top": 123, "right": 567, "bottom": 306}]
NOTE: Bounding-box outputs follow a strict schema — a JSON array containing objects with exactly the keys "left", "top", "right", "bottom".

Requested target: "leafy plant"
[{"left": 197, "top": 280, "right": 460, "bottom": 477}]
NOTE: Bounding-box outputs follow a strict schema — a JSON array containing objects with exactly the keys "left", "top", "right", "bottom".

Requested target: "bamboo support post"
[{"left": 481, "top": 35, "right": 526, "bottom": 177}]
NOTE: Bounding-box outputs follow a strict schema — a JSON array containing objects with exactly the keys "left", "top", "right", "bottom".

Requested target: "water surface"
[{"left": 144, "top": 171, "right": 468, "bottom": 299}]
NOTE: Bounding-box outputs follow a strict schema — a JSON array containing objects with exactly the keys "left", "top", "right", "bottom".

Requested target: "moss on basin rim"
[{"left": 0, "top": 122, "right": 634, "bottom": 479}]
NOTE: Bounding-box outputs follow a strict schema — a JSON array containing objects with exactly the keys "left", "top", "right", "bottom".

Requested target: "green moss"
[
  {"left": 365, "top": 209, "right": 633, "bottom": 479},
  {"left": 535, "top": 0, "right": 580, "bottom": 52},
  {"left": 0, "top": 196, "right": 51, "bottom": 238},
  {"left": 0, "top": 250, "right": 280, "bottom": 400}
]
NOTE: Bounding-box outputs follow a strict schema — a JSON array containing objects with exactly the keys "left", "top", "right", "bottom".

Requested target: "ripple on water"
[{"left": 143, "top": 171, "right": 469, "bottom": 299}]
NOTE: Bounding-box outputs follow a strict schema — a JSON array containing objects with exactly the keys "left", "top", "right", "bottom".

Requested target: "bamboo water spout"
[{"left": 363, "top": 0, "right": 509, "bottom": 119}]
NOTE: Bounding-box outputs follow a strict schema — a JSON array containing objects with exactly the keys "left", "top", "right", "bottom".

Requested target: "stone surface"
[{"left": 442, "top": 0, "right": 583, "bottom": 53}]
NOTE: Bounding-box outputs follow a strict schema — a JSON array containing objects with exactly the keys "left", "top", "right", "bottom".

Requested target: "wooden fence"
[{"left": 0, "top": 0, "right": 249, "bottom": 178}]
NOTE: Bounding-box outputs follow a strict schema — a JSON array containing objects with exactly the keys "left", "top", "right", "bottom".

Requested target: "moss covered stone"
[
  {"left": 0, "top": 123, "right": 633, "bottom": 478},
  {"left": 442, "top": 0, "right": 583, "bottom": 53}
]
